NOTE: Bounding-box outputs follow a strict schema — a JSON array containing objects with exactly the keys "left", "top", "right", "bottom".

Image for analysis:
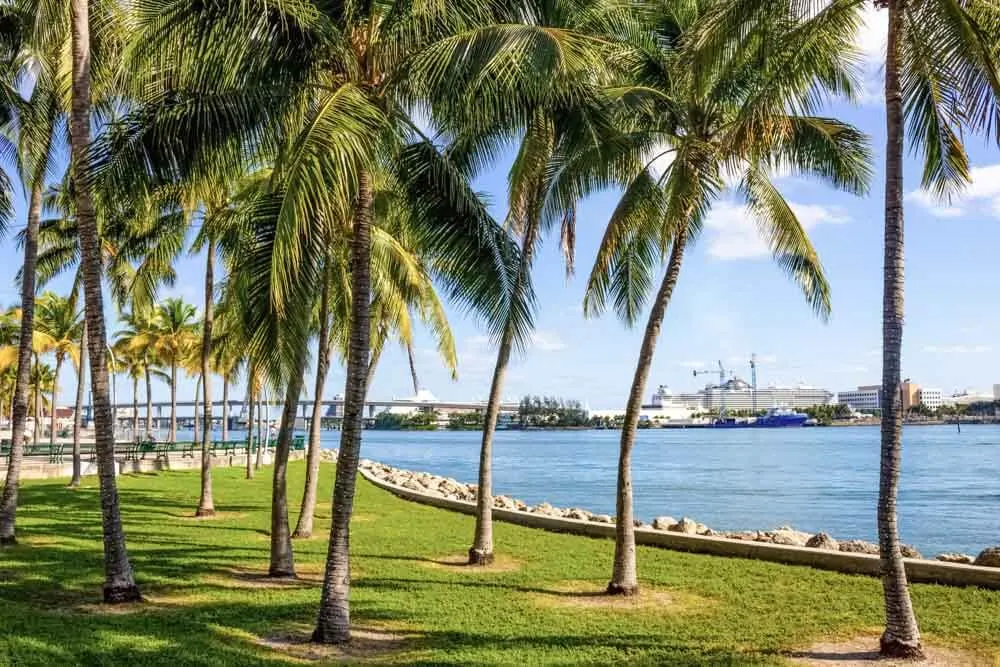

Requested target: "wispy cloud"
[
  {"left": 906, "top": 163, "right": 1000, "bottom": 219},
  {"left": 923, "top": 344, "right": 993, "bottom": 354},
  {"left": 704, "top": 201, "right": 848, "bottom": 260},
  {"left": 530, "top": 331, "right": 566, "bottom": 352}
]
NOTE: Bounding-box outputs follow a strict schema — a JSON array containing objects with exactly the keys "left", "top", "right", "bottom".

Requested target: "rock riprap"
[{"left": 357, "top": 460, "right": 996, "bottom": 566}]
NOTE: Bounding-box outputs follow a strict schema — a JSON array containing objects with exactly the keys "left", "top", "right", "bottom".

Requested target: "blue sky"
[{"left": 7, "top": 8, "right": 1000, "bottom": 409}]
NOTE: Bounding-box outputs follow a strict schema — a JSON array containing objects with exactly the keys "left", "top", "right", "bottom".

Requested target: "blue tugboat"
[{"left": 712, "top": 407, "right": 809, "bottom": 428}]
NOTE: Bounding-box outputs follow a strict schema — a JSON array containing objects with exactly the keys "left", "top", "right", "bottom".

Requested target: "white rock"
[
  {"left": 936, "top": 553, "right": 974, "bottom": 564},
  {"left": 652, "top": 516, "right": 677, "bottom": 530},
  {"left": 668, "top": 517, "right": 699, "bottom": 534}
]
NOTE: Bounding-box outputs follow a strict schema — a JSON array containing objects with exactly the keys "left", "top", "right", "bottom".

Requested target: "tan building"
[{"left": 900, "top": 380, "right": 921, "bottom": 412}]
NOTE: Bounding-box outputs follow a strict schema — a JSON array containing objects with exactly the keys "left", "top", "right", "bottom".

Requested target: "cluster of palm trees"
[{"left": 0, "top": 0, "right": 995, "bottom": 658}]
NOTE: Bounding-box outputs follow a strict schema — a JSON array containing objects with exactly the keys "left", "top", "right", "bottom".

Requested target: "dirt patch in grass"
[
  {"left": 205, "top": 566, "right": 324, "bottom": 589},
  {"left": 421, "top": 553, "right": 523, "bottom": 573},
  {"left": 529, "top": 580, "right": 711, "bottom": 613},
  {"left": 174, "top": 511, "right": 248, "bottom": 521},
  {"left": 787, "top": 635, "right": 994, "bottom": 666},
  {"left": 258, "top": 627, "right": 411, "bottom": 662}
]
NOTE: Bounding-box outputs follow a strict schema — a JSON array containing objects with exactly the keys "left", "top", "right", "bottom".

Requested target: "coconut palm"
[
  {"left": 138, "top": 298, "right": 199, "bottom": 442},
  {"left": 34, "top": 292, "right": 83, "bottom": 445},
  {"left": 90, "top": 0, "right": 566, "bottom": 640},
  {"left": 0, "top": 1, "right": 58, "bottom": 545},
  {"left": 584, "top": 1, "right": 872, "bottom": 596},
  {"left": 864, "top": 0, "right": 1000, "bottom": 657},
  {"left": 117, "top": 308, "right": 160, "bottom": 439}
]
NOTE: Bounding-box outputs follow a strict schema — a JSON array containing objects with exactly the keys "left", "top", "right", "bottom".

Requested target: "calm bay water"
[{"left": 316, "top": 425, "right": 1000, "bottom": 556}]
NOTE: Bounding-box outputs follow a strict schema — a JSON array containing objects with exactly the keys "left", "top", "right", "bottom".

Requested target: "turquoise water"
[{"left": 317, "top": 425, "right": 1000, "bottom": 556}]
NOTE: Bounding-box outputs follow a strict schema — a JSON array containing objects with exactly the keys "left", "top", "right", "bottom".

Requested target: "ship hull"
[{"left": 711, "top": 415, "right": 808, "bottom": 428}]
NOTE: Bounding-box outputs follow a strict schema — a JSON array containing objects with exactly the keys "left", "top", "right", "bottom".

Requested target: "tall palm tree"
[
  {"left": 584, "top": 1, "right": 872, "bottom": 596},
  {"left": 95, "top": 0, "right": 545, "bottom": 641},
  {"left": 34, "top": 292, "right": 83, "bottom": 445},
  {"left": 0, "top": 5, "right": 58, "bottom": 545},
  {"left": 866, "top": 0, "right": 1000, "bottom": 657},
  {"left": 139, "top": 298, "right": 199, "bottom": 442},
  {"left": 117, "top": 309, "right": 159, "bottom": 439},
  {"left": 69, "top": 0, "right": 142, "bottom": 602}
]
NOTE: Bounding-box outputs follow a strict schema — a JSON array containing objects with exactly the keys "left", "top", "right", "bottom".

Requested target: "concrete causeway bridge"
[{"left": 92, "top": 394, "right": 519, "bottom": 430}]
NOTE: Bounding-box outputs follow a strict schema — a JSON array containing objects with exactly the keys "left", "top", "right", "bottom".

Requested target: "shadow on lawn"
[{"left": 0, "top": 481, "right": 762, "bottom": 666}]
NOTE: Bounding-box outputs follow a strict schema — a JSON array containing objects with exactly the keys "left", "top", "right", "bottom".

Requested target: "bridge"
[{"left": 93, "top": 395, "right": 519, "bottom": 429}]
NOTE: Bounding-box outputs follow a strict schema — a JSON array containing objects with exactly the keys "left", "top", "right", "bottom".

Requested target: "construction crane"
[{"left": 693, "top": 361, "right": 733, "bottom": 415}]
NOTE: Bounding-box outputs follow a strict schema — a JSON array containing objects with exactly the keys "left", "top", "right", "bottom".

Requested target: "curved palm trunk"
[
  {"left": 50, "top": 355, "right": 63, "bottom": 446},
  {"left": 608, "top": 229, "right": 688, "bottom": 596},
  {"left": 406, "top": 343, "right": 419, "bottom": 395},
  {"left": 269, "top": 359, "right": 306, "bottom": 577},
  {"left": 469, "top": 218, "right": 539, "bottom": 565},
  {"left": 294, "top": 273, "right": 332, "bottom": 539},
  {"left": 71, "top": 323, "right": 88, "bottom": 487},
  {"left": 169, "top": 363, "right": 178, "bottom": 442},
  {"left": 246, "top": 376, "right": 255, "bottom": 480},
  {"left": 144, "top": 365, "right": 152, "bottom": 438},
  {"left": 70, "top": 0, "right": 140, "bottom": 602},
  {"left": 878, "top": 1, "right": 922, "bottom": 657},
  {"left": 196, "top": 238, "right": 216, "bottom": 517},
  {"left": 0, "top": 179, "right": 42, "bottom": 545},
  {"left": 313, "top": 169, "right": 373, "bottom": 644}
]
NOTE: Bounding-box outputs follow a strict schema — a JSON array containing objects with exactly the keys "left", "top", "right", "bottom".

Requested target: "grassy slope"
[{"left": 1, "top": 462, "right": 998, "bottom": 665}]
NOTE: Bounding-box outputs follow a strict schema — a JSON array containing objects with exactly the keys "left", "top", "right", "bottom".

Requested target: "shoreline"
[{"left": 346, "top": 454, "right": 999, "bottom": 568}]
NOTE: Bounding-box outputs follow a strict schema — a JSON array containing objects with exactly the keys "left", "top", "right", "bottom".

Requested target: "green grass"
[{"left": 1, "top": 463, "right": 999, "bottom": 665}]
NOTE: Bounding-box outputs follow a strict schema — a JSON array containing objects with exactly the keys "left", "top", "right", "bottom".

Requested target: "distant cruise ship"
[{"left": 647, "top": 379, "right": 834, "bottom": 413}]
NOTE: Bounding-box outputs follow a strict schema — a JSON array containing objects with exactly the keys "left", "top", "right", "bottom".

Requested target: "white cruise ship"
[{"left": 647, "top": 379, "right": 834, "bottom": 412}]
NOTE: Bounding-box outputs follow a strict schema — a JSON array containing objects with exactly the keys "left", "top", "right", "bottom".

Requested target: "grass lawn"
[{"left": 1, "top": 462, "right": 999, "bottom": 665}]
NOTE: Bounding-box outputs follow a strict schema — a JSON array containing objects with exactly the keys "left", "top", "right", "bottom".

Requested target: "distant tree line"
[
  {"left": 517, "top": 396, "right": 588, "bottom": 428},
  {"left": 372, "top": 410, "right": 438, "bottom": 431}
]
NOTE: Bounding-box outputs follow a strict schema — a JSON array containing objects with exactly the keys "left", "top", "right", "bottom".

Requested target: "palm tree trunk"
[
  {"left": 246, "top": 375, "right": 255, "bottom": 480},
  {"left": 0, "top": 178, "right": 42, "bottom": 545},
  {"left": 608, "top": 228, "right": 688, "bottom": 596},
  {"left": 255, "top": 391, "right": 265, "bottom": 469},
  {"left": 50, "top": 356, "right": 62, "bottom": 446},
  {"left": 406, "top": 342, "right": 419, "bottom": 395},
  {"left": 169, "top": 363, "right": 177, "bottom": 442},
  {"left": 269, "top": 357, "right": 306, "bottom": 577},
  {"left": 468, "top": 218, "right": 539, "bottom": 565},
  {"left": 70, "top": 322, "right": 88, "bottom": 487},
  {"left": 32, "top": 358, "right": 40, "bottom": 447},
  {"left": 365, "top": 345, "right": 382, "bottom": 390},
  {"left": 313, "top": 169, "right": 373, "bottom": 644},
  {"left": 132, "top": 377, "right": 138, "bottom": 442},
  {"left": 70, "top": 0, "right": 140, "bottom": 602},
  {"left": 144, "top": 364, "right": 152, "bottom": 438},
  {"left": 196, "top": 237, "right": 216, "bottom": 517},
  {"left": 878, "top": 1, "right": 922, "bottom": 657},
  {"left": 294, "top": 271, "right": 332, "bottom": 539},
  {"left": 193, "top": 375, "right": 201, "bottom": 448},
  {"left": 222, "top": 376, "right": 229, "bottom": 443}
]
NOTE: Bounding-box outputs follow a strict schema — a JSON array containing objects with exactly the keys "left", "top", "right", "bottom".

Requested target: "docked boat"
[{"left": 712, "top": 407, "right": 809, "bottom": 428}]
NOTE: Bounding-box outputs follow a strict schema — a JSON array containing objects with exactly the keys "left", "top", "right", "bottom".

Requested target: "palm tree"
[
  {"left": 95, "top": 0, "right": 548, "bottom": 640},
  {"left": 584, "top": 1, "right": 872, "bottom": 596},
  {"left": 34, "top": 292, "right": 83, "bottom": 445},
  {"left": 139, "top": 298, "right": 199, "bottom": 442},
  {"left": 69, "top": 0, "right": 143, "bottom": 602},
  {"left": 117, "top": 309, "right": 160, "bottom": 439},
  {"left": 0, "top": 3, "right": 57, "bottom": 545},
  {"left": 866, "top": 0, "right": 1000, "bottom": 657}
]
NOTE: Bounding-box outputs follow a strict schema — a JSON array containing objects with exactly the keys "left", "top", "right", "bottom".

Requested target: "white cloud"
[
  {"left": 530, "top": 331, "right": 566, "bottom": 352},
  {"left": 923, "top": 344, "right": 993, "bottom": 354},
  {"left": 704, "top": 201, "right": 849, "bottom": 260},
  {"left": 679, "top": 360, "right": 705, "bottom": 369},
  {"left": 857, "top": 6, "right": 887, "bottom": 63},
  {"left": 907, "top": 164, "right": 1000, "bottom": 219}
]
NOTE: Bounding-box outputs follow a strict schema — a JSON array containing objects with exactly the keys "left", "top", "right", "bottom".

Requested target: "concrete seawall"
[{"left": 359, "top": 467, "right": 1000, "bottom": 590}]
